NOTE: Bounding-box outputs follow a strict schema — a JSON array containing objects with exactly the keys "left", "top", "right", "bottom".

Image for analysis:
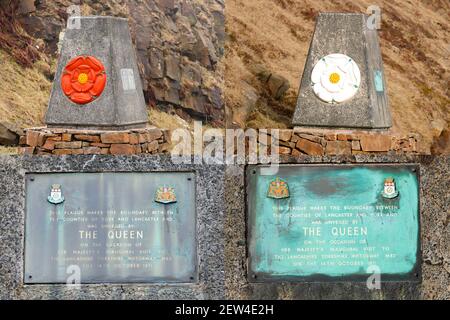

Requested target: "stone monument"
[
  {"left": 292, "top": 13, "right": 392, "bottom": 129},
  {"left": 19, "top": 16, "right": 169, "bottom": 155},
  {"left": 45, "top": 16, "right": 148, "bottom": 129}
]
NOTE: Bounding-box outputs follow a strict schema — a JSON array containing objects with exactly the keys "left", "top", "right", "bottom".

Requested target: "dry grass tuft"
[{"left": 0, "top": 50, "right": 52, "bottom": 128}]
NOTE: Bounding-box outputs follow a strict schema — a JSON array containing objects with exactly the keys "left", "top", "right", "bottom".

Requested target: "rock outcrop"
[
  {"left": 431, "top": 128, "right": 450, "bottom": 155},
  {"left": 0, "top": 122, "right": 22, "bottom": 146}
]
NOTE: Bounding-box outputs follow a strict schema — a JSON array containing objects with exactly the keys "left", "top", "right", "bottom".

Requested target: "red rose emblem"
[{"left": 61, "top": 55, "right": 107, "bottom": 104}]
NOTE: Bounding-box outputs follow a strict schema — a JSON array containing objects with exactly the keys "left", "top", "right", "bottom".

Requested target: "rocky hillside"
[
  {"left": 0, "top": 0, "right": 224, "bottom": 132},
  {"left": 226, "top": 0, "right": 449, "bottom": 153}
]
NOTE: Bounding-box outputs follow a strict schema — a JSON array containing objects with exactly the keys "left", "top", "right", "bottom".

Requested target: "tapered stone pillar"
[
  {"left": 292, "top": 13, "right": 392, "bottom": 129},
  {"left": 45, "top": 16, "right": 148, "bottom": 130}
]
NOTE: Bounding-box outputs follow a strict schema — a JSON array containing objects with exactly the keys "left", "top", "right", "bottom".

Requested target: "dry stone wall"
[
  {"left": 261, "top": 128, "right": 421, "bottom": 156},
  {"left": 19, "top": 127, "right": 170, "bottom": 155}
]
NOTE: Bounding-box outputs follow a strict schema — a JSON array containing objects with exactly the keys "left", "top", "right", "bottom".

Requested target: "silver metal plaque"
[
  {"left": 120, "top": 68, "right": 136, "bottom": 91},
  {"left": 24, "top": 172, "right": 197, "bottom": 284}
]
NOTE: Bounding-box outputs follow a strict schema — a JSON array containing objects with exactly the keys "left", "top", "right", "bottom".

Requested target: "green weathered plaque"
[{"left": 247, "top": 164, "right": 420, "bottom": 282}]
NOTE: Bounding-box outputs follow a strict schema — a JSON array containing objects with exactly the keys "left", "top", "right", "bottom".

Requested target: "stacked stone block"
[
  {"left": 260, "top": 128, "right": 420, "bottom": 156},
  {"left": 19, "top": 127, "right": 170, "bottom": 155}
]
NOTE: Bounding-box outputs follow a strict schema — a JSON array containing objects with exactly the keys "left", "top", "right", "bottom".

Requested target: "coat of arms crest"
[
  {"left": 381, "top": 177, "right": 399, "bottom": 199},
  {"left": 154, "top": 186, "right": 177, "bottom": 204},
  {"left": 47, "top": 184, "right": 65, "bottom": 204},
  {"left": 267, "top": 177, "right": 290, "bottom": 199}
]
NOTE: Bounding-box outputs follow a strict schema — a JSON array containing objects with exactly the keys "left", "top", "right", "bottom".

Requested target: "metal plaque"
[
  {"left": 247, "top": 164, "right": 420, "bottom": 282},
  {"left": 24, "top": 172, "right": 197, "bottom": 284},
  {"left": 120, "top": 68, "right": 136, "bottom": 91},
  {"left": 374, "top": 70, "right": 384, "bottom": 92}
]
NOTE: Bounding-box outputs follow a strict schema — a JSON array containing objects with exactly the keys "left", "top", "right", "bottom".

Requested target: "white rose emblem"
[{"left": 311, "top": 53, "right": 361, "bottom": 104}]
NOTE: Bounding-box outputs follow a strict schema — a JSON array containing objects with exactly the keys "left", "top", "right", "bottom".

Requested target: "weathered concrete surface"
[
  {"left": 225, "top": 155, "right": 449, "bottom": 300},
  {"left": 45, "top": 17, "right": 148, "bottom": 129},
  {"left": 292, "top": 13, "right": 392, "bottom": 129},
  {"left": 0, "top": 155, "right": 225, "bottom": 299}
]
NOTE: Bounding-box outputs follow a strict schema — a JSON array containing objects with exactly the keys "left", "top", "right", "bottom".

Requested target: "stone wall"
[
  {"left": 17, "top": 126, "right": 422, "bottom": 156},
  {"left": 261, "top": 128, "right": 421, "bottom": 156},
  {"left": 18, "top": 127, "right": 170, "bottom": 155}
]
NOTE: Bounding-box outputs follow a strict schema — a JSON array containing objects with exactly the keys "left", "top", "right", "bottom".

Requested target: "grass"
[
  {"left": 246, "top": 110, "right": 288, "bottom": 129},
  {"left": 0, "top": 50, "right": 52, "bottom": 128},
  {"left": 148, "top": 107, "right": 191, "bottom": 132}
]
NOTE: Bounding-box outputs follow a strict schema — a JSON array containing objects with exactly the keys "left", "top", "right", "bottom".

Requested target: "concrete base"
[
  {"left": 0, "top": 155, "right": 448, "bottom": 299},
  {"left": 0, "top": 155, "right": 225, "bottom": 299}
]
